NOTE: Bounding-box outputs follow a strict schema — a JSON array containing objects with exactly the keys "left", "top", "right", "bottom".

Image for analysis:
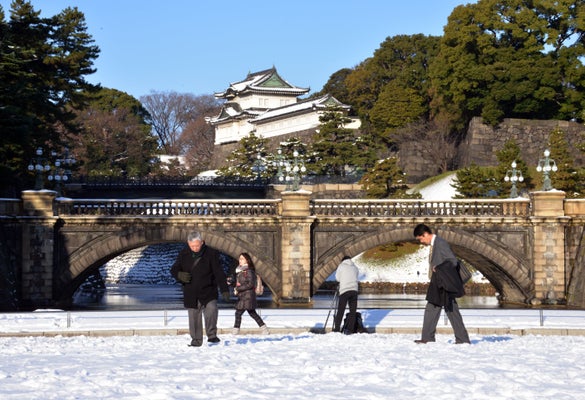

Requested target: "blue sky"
[{"left": 1, "top": 0, "right": 473, "bottom": 100}]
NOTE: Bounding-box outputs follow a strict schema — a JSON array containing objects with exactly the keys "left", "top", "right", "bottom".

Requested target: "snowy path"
[{"left": 2, "top": 308, "right": 585, "bottom": 337}]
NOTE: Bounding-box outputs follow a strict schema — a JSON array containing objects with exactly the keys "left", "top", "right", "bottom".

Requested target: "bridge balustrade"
[
  {"left": 310, "top": 199, "right": 531, "bottom": 217},
  {"left": 0, "top": 199, "right": 21, "bottom": 216},
  {"left": 55, "top": 199, "right": 280, "bottom": 217}
]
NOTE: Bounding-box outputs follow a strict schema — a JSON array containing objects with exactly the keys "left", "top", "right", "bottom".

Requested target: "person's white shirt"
[{"left": 335, "top": 258, "right": 359, "bottom": 294}]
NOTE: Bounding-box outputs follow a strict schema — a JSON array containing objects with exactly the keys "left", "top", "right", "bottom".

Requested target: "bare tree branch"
[{"left": 141, "top": 92, "right": 220, "bottom": 154}]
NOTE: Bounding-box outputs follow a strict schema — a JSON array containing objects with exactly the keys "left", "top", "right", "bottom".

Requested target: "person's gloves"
[
  {"left": 177, "top": 271, "right": 191, "bottom": 284},
  {"left": 222, "top": 291, "right": 231, "bottom": 302}
]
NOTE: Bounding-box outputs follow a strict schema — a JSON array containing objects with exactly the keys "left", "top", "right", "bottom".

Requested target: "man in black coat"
[
  {"left": 413, "top": 224, "right": 470, "bottom": 344},
  {"left": 171, "top": 231, "right": 230, "bottom": 347}
]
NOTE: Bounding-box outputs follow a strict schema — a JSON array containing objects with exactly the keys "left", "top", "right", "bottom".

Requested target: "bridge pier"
[
  {"left": 530, "top": 191, "right": 568, "bottom": 305},
  {"left": 278, "top": 191, "right": 315, "bottom": 306},
  {"left": 21, "top": 191, "right": 57, "bottom": 309}
]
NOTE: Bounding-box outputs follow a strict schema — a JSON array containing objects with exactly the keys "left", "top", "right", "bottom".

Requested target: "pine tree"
[
  {"left": 72, "top": 88, "right": 158, "bottom": 178},
  {"left": 359, "top": 157, "right": 417, "bottom": 199},
  {"left": 216, "top": 133, "right": 270, "bottom": 179},
  {"left": 0, "top": 1, "right": 99, "bottom": 194},
  {"left": 452, "top": 164, "right": 499, "bottom": 199},
  {"left": 309, "top": 108, "right": 375, "bottom": 176}
]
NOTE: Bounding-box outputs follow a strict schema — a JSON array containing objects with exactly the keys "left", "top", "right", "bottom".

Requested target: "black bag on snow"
[{"left": 341, "top": 312, "right": 367, "bottom": 334}]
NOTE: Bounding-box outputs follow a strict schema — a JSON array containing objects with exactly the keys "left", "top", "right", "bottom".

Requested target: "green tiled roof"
[{"left": 258, "top": 72, "right": 291, "bottom": 88}]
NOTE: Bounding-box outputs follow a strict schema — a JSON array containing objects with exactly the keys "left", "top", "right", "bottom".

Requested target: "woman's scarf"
[{"left": 236, "top": 264, "right": 249, "bottom": 274}]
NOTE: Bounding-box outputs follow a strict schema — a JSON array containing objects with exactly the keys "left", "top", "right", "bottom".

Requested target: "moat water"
[{"left": 72, "top": 284, "right": 501, "bottom": 310}]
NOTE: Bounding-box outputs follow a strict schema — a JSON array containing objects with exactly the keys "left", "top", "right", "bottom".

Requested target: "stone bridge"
[{"left": 2, "top": 189, "right": 585, "bottom": 310}]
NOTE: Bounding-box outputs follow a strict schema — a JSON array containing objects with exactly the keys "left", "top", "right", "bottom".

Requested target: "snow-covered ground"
[
  {"left": 2, "top": 332, "right": 584, "bottom": 399},
  {"left": 2, "top": 307, "right": 585, "bottom": 399},
  {"left": 411, "top": 172, "right": 458, "bottom": 200}
]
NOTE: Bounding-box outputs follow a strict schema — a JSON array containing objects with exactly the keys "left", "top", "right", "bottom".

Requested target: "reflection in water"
[
  {"left": 72, "top": 284, "right": 500, "bottom": 310},
  {"left": 73, "top": 285, "right": 183, "bottom": 310}
]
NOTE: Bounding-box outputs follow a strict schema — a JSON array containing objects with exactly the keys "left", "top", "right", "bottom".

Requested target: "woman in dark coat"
[{"left": 231, "top": 252, "right": 269, "bottom": 335}]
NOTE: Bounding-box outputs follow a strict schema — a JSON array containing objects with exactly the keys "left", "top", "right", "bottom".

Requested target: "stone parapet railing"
[
  {"left": 564, "top": 199, "right": 585, "bottom": 217},
  {"left": 0, "top": 198, "right": 22, "bottom": 216},
  {"left": 0, "top": 197, "right": 538, "bottom": 218},
  {"left": 55, "top": 198, "right": 281, "bottom": 217},
  {"left": 310, "top": 199, "right": 531, "bottom": 217},
  {"left": 9, "top": 197, "right": 585, "bottom": 219}
]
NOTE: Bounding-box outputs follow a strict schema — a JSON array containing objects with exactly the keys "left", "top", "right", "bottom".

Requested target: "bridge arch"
[
  {"left": 56, "top": 224, "right": 280, "bottom": 305},
  {"left": 312, "top": 226, "right": 532, "bottom": 304}
]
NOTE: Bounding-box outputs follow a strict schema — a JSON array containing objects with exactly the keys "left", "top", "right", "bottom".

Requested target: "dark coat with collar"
[
  {"left": 426, "top": 260, "right": 465, "bottom": 307},
  {"left": 426, "top": 235, "right": 464, "bottom": 308},
  {"left": 170, "top": 244, "right": 228, "bottom": 308}
]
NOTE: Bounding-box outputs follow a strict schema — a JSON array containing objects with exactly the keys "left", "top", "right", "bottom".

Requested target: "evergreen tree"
[
  {"left": 0, "top": 1, "right": 99, "bottom": 194},
  {"left": 452, "top": 164, "right": 499, "bottom": 198},
  {"left": 430, "top": 0, "right": 585, "bottom": 130},
  {"left": 359, "top": 157, "right": 418, "bottom": 199},
  {"left": 72, "top": 88, "right": 158, "bottom": 178},
  {"left": 369, "top": 81, "right": 427, "bottom": 147},
  {"left": 216, "top": 133, "right": 270, "bottom": 179},
  {"left": 277, "top": 137, "right": 309, "bottom": 161},
  {"left": 312, "top": 68, "right": 352, "bottom": 104},
  {"left": 344, "top": 34, "right": 440, "bottom": 145},
  {"left": 309, "top": 108, "right": 375, "bottom": 176}
]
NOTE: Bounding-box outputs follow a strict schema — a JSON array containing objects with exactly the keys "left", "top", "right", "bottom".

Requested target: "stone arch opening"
[
  {"left": 56, "top": 225, "right": 280, "bottom": 305},
  {"left": 312, "top": 226, "right": 532, "bottom": 305}
]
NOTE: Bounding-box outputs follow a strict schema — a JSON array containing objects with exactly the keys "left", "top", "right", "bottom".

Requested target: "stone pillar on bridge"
[
  {"left": 530, "top": 190, "right": 568, "bottom": 305},
  {"left": 279, "top": 190, "right": 315, "bottom": 306},
  {"left": 21, "top": 190, "right": 57, "bottom": 309}
]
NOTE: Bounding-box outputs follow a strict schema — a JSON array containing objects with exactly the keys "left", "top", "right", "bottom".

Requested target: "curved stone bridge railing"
[
  {"left": 53, "top": 198, "right": 532, "bottom": 218},
  {"left": 310, "top": 198, "right": 531, "bottom": 217},
  {"left": 55, "top": 198, "right": 281, "bottom": 217}
]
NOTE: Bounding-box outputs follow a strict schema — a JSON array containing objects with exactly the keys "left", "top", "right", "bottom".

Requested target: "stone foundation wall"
[{"left": 459, "top": 117, "right": 585, "bottom": 169}]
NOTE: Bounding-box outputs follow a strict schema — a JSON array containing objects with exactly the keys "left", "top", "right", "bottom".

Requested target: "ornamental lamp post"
[
  {"left": 274, "top": 149, "right": 286, "bottom": 184},
  {"left": 536, "top": 149, "right": 558, "bottom": 191},
  {"left": 286, "top": 150, "right": 306, "bottom": 191},
  {"left": 504, "top": 160, "right": 524, "bottom": 198},
  {"left": 48, "top": 148, "right": 76, "bottom": 196},
  {"left": 251, "top": 153, "right": 265, "bottom": 180},
  {"left": 27, "top": 147, "right": 51, "bottom": 190}
]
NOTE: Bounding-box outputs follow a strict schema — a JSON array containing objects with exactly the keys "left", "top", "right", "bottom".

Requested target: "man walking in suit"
[{"left": 413, "top": 224, "right": 470, "bottom": 344}]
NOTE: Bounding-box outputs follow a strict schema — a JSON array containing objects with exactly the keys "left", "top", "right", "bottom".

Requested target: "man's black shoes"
[{"left": 189, "top": 337, "right": 220, "bottom": 346}]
